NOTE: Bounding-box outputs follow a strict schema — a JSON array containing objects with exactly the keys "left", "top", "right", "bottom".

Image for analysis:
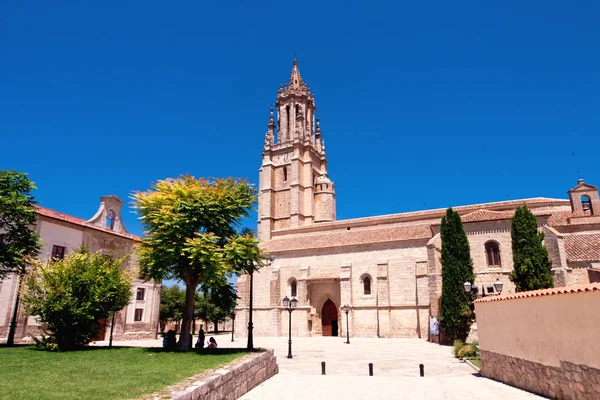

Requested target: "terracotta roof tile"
[
  {"left": 36, "top": 206, "right": 140, "bottom": 241},
  {"left": 563, "top": 233, "right": 600, "bottom": 262},
  {"left": 265, "top": 224, "right": 431, "bottom": 252},
  {"left": 474, "top": 282, "right": 600, "bottom": 303},
  {"left": 460, "top": 210, "right": 515, "bottom": 223}
]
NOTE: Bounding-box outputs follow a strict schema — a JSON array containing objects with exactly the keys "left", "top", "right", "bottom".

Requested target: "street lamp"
[
  {"left": 248, "top": 255, "right": 275, "bottom": 350},
  {"left": 282, "top": 295, "right": 298, "bottom": 359},
  {"left": 341, "top": 304, "right": 351, "bottom": 344},
  {"left": 231, "top": 309, "right": 236, "bottom": 342},
  {"left": 493, "top": 278, "right": 503, "bottom": 295}
]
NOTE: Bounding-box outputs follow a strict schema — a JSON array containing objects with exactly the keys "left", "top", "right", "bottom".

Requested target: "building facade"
[
  {"left": 234, "top": 59, "right": 600, "bottom": 339},
  {"left": 0, "top": 195, "right": 161, "bottom": 343}
]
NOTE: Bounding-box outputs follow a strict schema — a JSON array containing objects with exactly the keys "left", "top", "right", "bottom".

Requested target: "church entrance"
[{"left": 321, "top": 299, "right": 338, "bottom": 336}]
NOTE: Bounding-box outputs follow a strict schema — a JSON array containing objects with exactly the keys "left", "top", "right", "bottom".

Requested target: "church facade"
[{"left": 234, "top": 59, "right": 600, "bottom": 339}]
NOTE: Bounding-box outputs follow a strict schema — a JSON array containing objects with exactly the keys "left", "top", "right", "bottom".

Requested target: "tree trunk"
[{"left": 177, "top": 282, "right": 197, "bottom": 351}]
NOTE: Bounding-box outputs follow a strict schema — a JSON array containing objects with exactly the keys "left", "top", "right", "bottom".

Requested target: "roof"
[
  {"left": 36, "top": 206, "right": 140, "bottom": 241},
  {"left": 474, "top": 282, "right": 600, "bottom": 303},
  {"left": 460, "top": 208, "right": 553, "bottom": 223},
  {"left": 265, "top": 224, "right": 431, "bottom": 253},
  {"left": 272, "top": 197, "right": 570, "bottom": 236},
  {"left": 563, "top": 233, "right": 600, "bottom": 262}
]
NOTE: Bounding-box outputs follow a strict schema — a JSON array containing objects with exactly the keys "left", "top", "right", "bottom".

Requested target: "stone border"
[
  {"left": 480, "top": 350, "right": 600, "bottom": 400},
  {"left": 148, "top": 349, "right": 278, "bottom": 400}
]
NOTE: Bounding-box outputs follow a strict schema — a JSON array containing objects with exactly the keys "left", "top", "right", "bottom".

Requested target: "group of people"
[
  {"left": 195, "top": 326, "right": 218, "bottom": 349},
  {"left": 162, "top": 325, "right": 218, "bottom": 350}
]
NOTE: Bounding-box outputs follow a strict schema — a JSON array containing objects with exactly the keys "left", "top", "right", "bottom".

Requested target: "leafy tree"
[
  {"left": 509, "top": 205, "right": 554, "bottom": 292},
  {"left": 440, "top": 208, "right": 475, "bottom": 343},
  {"left": 22, "top": 248, "right": 132, "bottom": 351},
  {"left": 196, "top": 284, "right": 237, "bottom": 331},
  {"left": 159, "top": 285, "right": 186, "bottom": 332},
  {"left": 0, "top": 170, "right": 42, "bottom": 346},
  {"left": 132, "top": 175, "right": 256, "bottom": 351},
  {"left": 223, "top": 229, "right": 271, "bottom": 349}
]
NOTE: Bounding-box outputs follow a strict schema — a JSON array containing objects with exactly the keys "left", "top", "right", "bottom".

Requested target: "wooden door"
[
  {"left": 321, "top": 299, "right": 338, "bottom": 336},
  {"left": 94, "top": 319, "right": 107, "bottom": 341}
]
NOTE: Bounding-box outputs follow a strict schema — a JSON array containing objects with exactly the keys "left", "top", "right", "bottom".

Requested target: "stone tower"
[{"left": 258, "top": 58, "right": 336, "bottom": 240}]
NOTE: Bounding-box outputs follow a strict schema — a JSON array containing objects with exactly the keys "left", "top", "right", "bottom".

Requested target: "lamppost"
[
  {"left": 282, "top": 295, "right": 298, "bottom": 359},
  {"left": 231, "top": 309, "right": 236, "bottom": 342},
  {"left": 464, "top": 277, "right": 504, "bottom": 298},
  {"left": 247, "top": 255, "right": 275, "bottom": 350},
  {"left": 341, "top": 304, "right": 351, "bottom": 344}
]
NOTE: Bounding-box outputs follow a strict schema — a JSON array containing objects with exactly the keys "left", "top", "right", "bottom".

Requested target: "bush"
[
  {"left": 457, "top": 345, "right": 477, "bottom": 358},
  {"left": 23, "top": 248, "right": 133, "bottom": 351},
  {"left": 453, "top": 340, "right": 464, "bottom": 356}
]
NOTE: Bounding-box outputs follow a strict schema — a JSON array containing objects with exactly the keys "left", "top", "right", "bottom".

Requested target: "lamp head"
[
  {"left": 464, "top": 281, "right": 472, "bottom": 293},
  {"left": 282, "top": 296, "right": 290, "bottom": 308},
  {"left": 290, "top": 297, "right": 298, "bottom": 309},
  {"left": 494, "top": 278, "right": 504, "bottom": 295}
]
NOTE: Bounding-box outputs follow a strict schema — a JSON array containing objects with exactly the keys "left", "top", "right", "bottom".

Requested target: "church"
[{"left": 234, "top": 58, "right": 600, "bottom": 339}]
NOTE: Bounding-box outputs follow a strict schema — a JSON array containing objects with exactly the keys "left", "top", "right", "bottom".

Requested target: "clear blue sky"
[{"left": 2, "top": 1, "right": 599, "bottom": 238}]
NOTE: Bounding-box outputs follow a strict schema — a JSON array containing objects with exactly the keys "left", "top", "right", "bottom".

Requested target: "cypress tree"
[
  {"left": 509, "top": 205, "right": 554, "bottom": 292},
  {"left": 440, "top": 208, "right": 475, "bottom": 343}
]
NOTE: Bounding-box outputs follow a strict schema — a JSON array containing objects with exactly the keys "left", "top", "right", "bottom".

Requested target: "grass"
[
  {"left": 0, "top": 346, "right": 248, "bottom": 400},
  {"left": 467, "top": 357, "right": 481, "bottom": 369}
]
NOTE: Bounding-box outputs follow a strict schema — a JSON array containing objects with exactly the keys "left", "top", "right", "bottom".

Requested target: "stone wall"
[
  {"left": 160, "top": 349, "right": 278, "bottom": 400},
  {"left": 481, "top": 350, "right": 600, "bottom": 400},
  {"left": 475, "top": 283, "right": 600, "bottom": 399}
]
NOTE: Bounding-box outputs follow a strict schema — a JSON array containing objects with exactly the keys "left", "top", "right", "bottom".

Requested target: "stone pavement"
[
  {"left": 233, "top": 336, "right": 543, "bottom": 400},
  {"left": 96, "top": 334, "right": 543, "bottom": 399}
]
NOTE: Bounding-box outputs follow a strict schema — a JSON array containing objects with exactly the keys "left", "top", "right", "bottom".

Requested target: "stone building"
[
  {"left": 0, "top": 195, "right": 161, "bottom": 343},
  {"left": 234, "top": 58, "right": 600, "bottom": 339}
]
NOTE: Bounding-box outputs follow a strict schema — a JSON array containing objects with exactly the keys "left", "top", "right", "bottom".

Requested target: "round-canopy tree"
[
  {"left": 23, "top": 248, "right": 133, "bottom": 351},
  {"left": 133, "top": 175, "right": 256, "bottom": 351}
]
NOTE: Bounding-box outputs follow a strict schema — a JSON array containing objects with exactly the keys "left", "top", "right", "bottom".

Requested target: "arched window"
[
  {"left": 290, "top": 279, "right": 297, "bottom": 297},
  {"left": 581, "top": 195, "right": 593, "bottom": 214},
  {"left": 485, "top": 242, "right": 501, "bottom": 268},
  {"left": 363, "top": 276, "right": 371, "bottom": 295},
  {"left": 283, "top": 167, "right": 288, "bottom": 182}
]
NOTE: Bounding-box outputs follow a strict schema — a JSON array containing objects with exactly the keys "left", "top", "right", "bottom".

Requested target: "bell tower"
[{"left": 258, "top": 58, "right": 336, "bottom": 241}]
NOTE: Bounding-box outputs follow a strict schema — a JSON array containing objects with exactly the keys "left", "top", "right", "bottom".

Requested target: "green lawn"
[
  {"left": 468, "top": 357, "right": 481, "bottom": 369},
  {"left": 0, "top": 346, "right": 248, "bottom": 400}
]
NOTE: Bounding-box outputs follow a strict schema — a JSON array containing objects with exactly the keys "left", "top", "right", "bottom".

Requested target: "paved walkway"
[
  {"left": 98, "top": 334, "right": 542, "bottom": 399},
  {"left": 234, "top": 336, "right": 543, "bottom": 400}
]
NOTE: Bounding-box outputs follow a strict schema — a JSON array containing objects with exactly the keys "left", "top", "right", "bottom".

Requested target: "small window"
[
  {"left": 363, "top": 277, "right": 371, "bottom": 295},
  {"left": 136, "top": 288, "right": 145, "bottom": 301},
  {"left": 283, "top": 167, "right": 288, "bottom": 182},
  {"left": 51, "top": 245, "right": 66, "bottom": 260},
  {"left": 485, "top": 242, "right": 501, "bottom": 267},
  {"left": 290, "top": 280, "right": 297, "bottom": 297},
  {"left": 106, "top": 210, "right": 115, "bottom": 230},
  {"left": 134, "top": 309, "right": 143, "bottom": 322}
]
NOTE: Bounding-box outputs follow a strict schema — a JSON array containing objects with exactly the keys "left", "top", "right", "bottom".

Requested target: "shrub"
[
  {"left": 453, "top": 340, "right": 464, "bottom": 356},
  {"left": 457, "top": 345, "right": 477, "bottom": 358},
  {"left": 23, "top": 248, "right": 133, "bottom": 351}
]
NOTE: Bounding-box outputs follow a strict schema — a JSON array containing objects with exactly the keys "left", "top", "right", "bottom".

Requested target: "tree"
[
  {"left": 509, "top": 205, "right": 554, "bottom": 292},
  {"left": 440, "top": 208, "right": 475, "bottom": 343},
  {"left": 133, "top": 175, "right": 256, "bottom": 351},
  {"left": 223, "top": 229, "right": 271, "bottom": 349},
  {"left": 22, "top": 248, "right": 132, "bottom": 351},
  {"left": 0, "top": 170, "right": 42, "bottom": 346},
  {"left": 159, "top": 285, "right": 186, "bottom": 332},
  {"left": 196, "top": 284, "right": 237, "bottom": 332}
]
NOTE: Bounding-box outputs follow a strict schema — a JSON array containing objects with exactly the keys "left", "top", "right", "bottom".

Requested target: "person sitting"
[{"left": 208, "top": 337, "right": 218, "bottom": 349}]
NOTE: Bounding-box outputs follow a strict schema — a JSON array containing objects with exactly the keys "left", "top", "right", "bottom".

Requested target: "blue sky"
[{"left": 2, "top": 1, "right": 599, "bottom": 238}]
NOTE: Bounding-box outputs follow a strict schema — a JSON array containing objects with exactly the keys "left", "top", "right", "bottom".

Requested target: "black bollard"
[
  {"left": 321, "top": 361, "right": 326, "bottom": 375},
  {"left": 419, "top": 364, "right": 424, "bottom": 377},
  {"left": 369, "top": 363, "right": 373, "bottom": 376}
]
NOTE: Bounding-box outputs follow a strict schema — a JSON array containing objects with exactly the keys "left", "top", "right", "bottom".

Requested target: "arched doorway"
[{"left": 321, "top": 299, "right": 338, "bottom": 336}]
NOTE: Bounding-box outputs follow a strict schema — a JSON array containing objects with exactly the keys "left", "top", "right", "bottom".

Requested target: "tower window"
[
  {"left": 290, "top": 279, "right": 297, "bottom": 297},
  {"left": 136, "top": 288, "right": 146, "bottom": 301},
  {"left": 106, "top": 210, "right": 115, "bottom": 230},
  {"left": 283, "top": 167, "right": 288, "bottom": 182},
  {"left": 485, "top": 242, "right": 501, "bottom": 267},
  {"left": 363, "top": 276, "right": 371, "bottom": 295},
  {"left": 581, "top": 195, "right": 593, "bottom": 214},
  {"left": 134, "top": 309, "right": 143, "bottom": 322}
]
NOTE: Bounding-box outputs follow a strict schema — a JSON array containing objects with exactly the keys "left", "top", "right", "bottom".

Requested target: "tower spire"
[{"left": 288, "top": 56, "right": 307, "bottom": 92}]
